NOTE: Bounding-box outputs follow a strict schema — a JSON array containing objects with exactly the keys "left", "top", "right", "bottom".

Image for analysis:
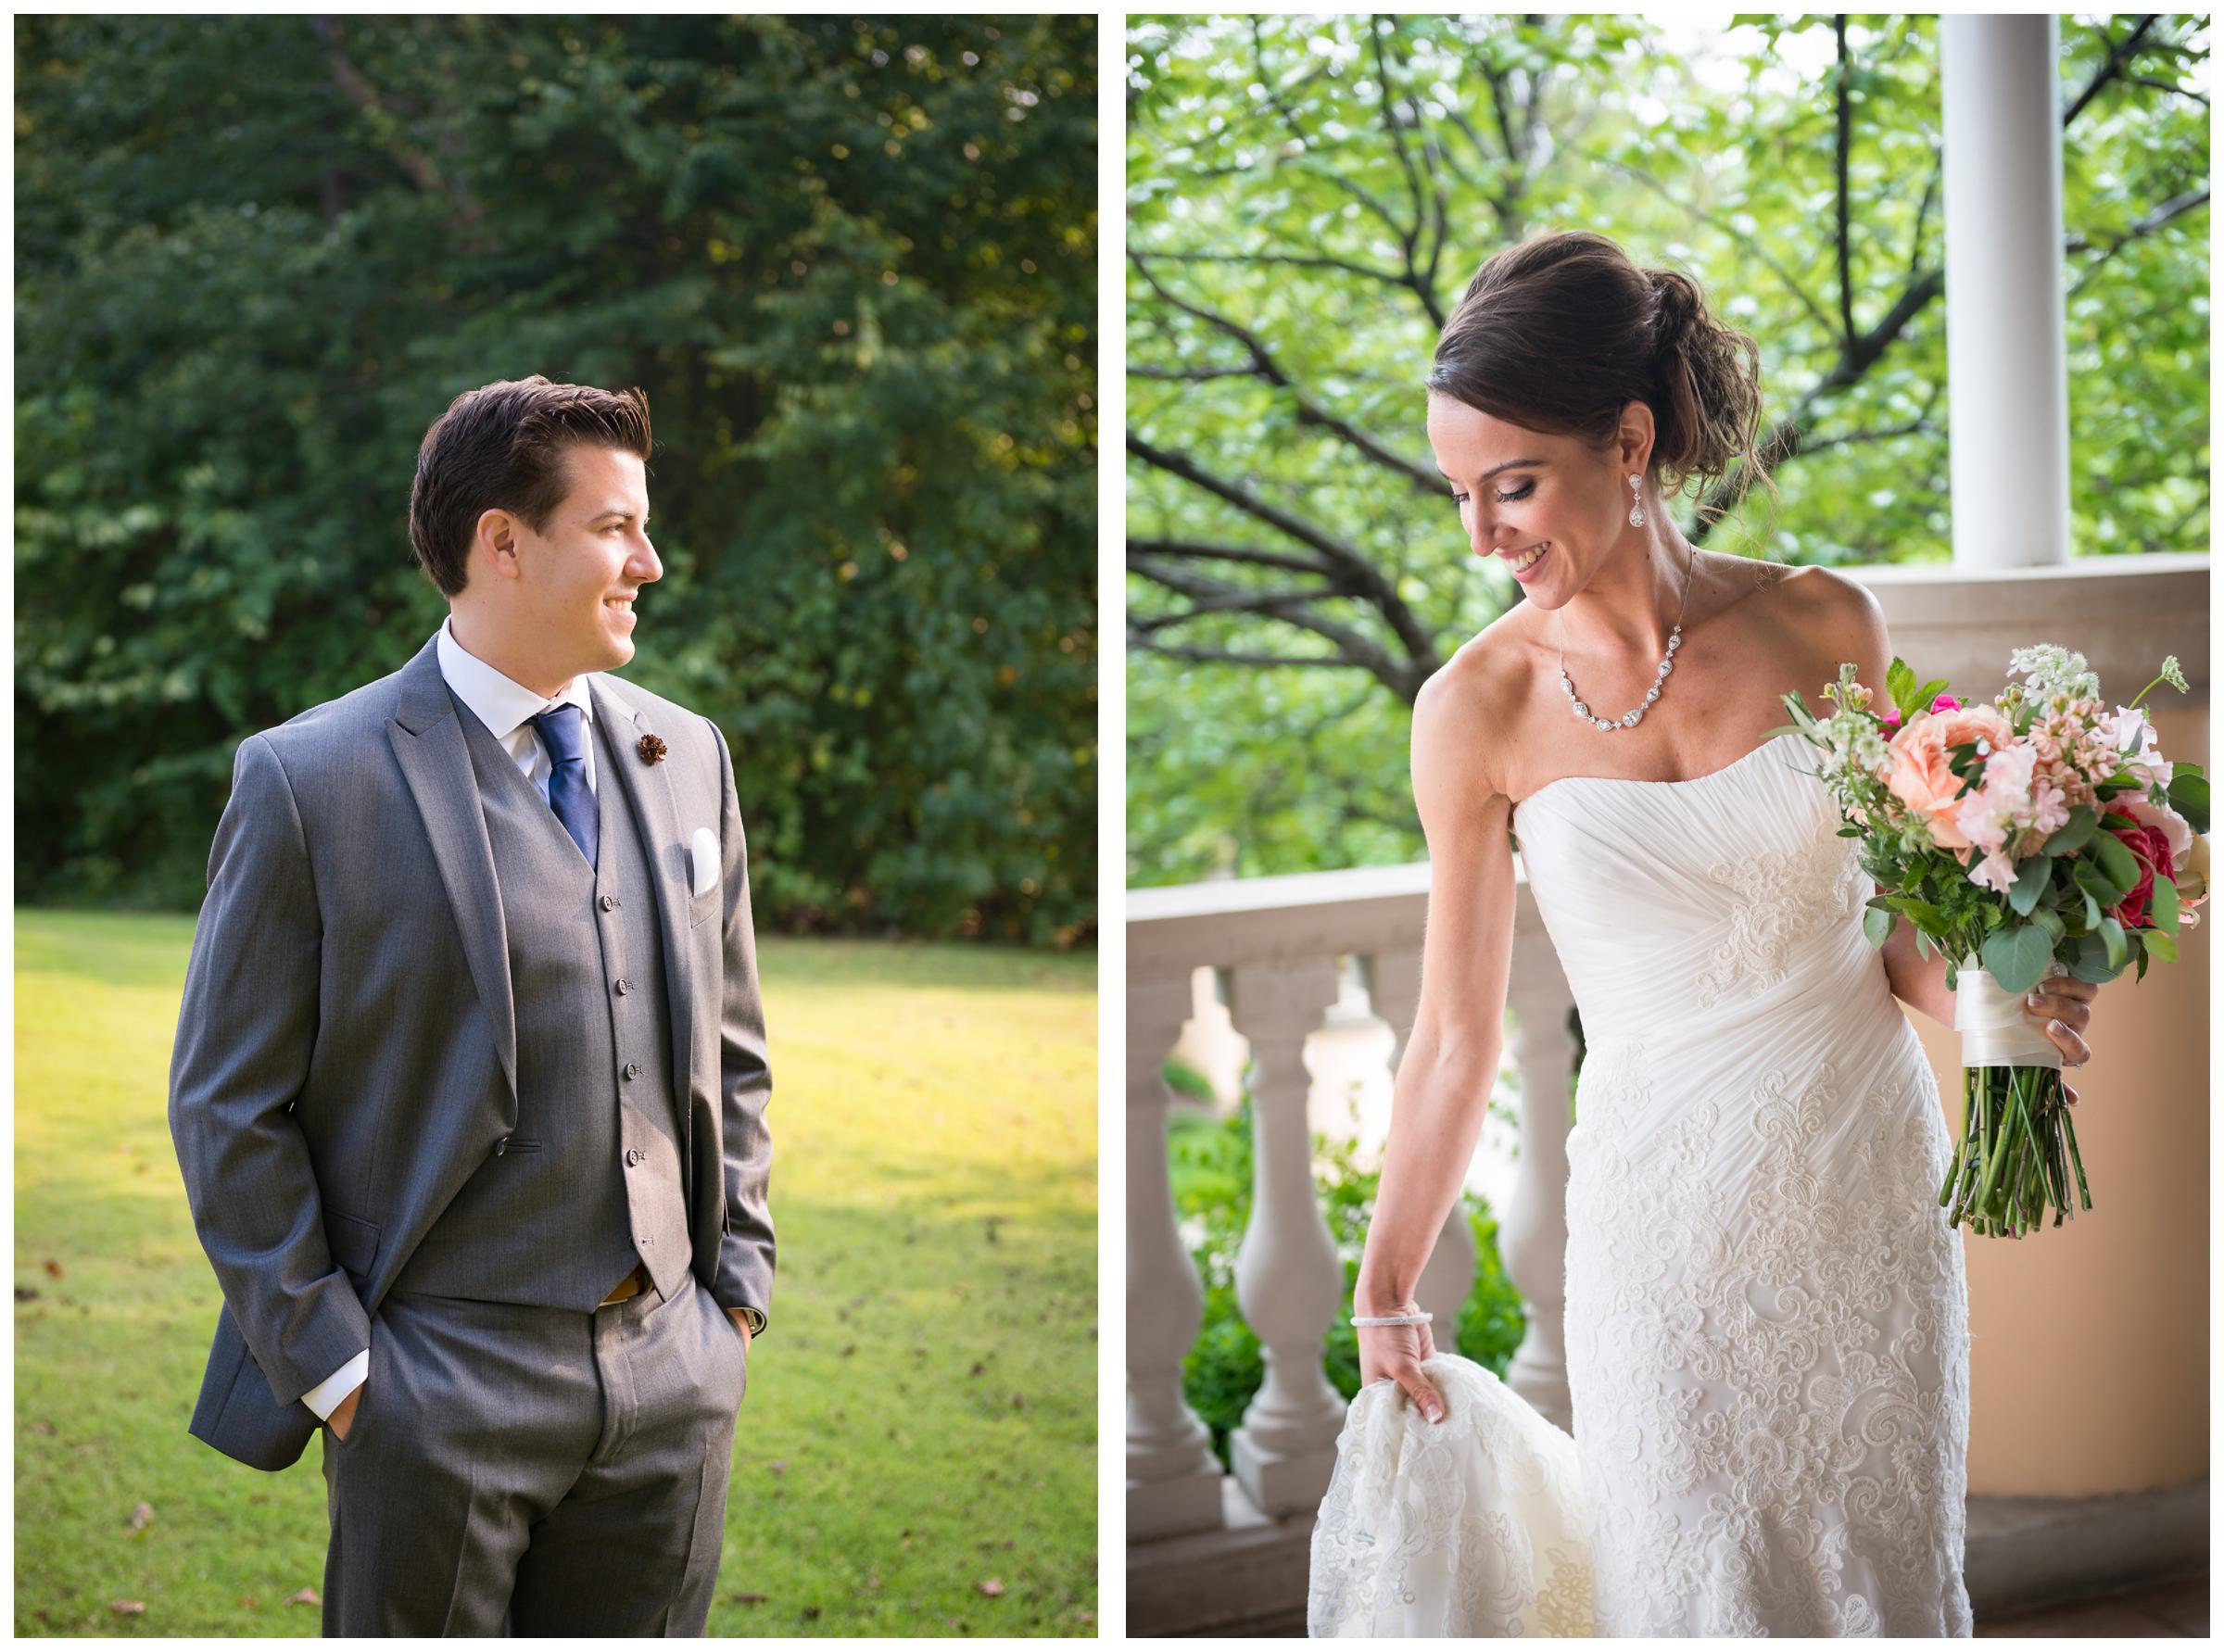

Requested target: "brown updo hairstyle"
[{"left": 1427, "top": 231, "right": 1773, "bottom": 529}]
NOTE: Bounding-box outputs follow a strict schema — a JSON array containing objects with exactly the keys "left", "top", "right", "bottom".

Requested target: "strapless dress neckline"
[{"left": 1511, "top": 729, "right": 1804, "bottom": 820}]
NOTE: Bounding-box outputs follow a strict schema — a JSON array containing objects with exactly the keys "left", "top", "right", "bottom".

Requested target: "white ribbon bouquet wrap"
[{"left": 1953, "top": 956, "right": 2066, "bottom": 1069}]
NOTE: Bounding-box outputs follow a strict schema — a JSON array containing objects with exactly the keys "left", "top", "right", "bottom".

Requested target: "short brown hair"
[
  {"left": 1427, "top": 232, "right": 1768, "bottom": 522},
  {"left": 408, "top": 375, "right": 653, "bottom": 597}
]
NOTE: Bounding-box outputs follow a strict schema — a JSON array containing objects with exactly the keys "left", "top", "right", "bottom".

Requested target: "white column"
[
  {"left": 1226, "top": 956, "right": 1347, "bottom": 1516},
  {"left": 1500, "top": 970, "right": 1579, "bottom": 1433},
  {"left": 1362, "top": 946, "right": 1477, "bottom": 1355},
  {"left": 1941, "top": 14, "right": 2071, "bottom": 569},
  {"left": 1126, "top": 970, "right": 1226, "bottom": 1541}
]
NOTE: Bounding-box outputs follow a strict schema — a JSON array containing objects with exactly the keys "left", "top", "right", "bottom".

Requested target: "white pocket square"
[{"left": 689, "top": 826, "right": 720, "bottom": 897}]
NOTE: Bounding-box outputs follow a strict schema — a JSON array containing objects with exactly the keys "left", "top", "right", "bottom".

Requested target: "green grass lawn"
[{"left": 15, "top": 910, "right": 1098, "bottom": 1636}]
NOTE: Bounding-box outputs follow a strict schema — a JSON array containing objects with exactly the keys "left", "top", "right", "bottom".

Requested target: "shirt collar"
[{"left": 435, "top": 617, "right": 596, "bottom": 743}]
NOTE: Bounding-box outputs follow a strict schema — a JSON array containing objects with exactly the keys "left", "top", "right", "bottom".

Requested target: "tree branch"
[
  {"left": 2064, "top": 184, "right": 2209, "bottom": 268},
  {"left": 1129, "top": 250, "right": 1445, "bottom": 493},
  {"left": 308, "top": 16, "right": 485, "bottom": 229},
  {"left": 1907, "top": 153, "right": 1941, "bottom": 280},
  {"left": 1133, "top": 248, "right": 1411, "bottom": 286},
  {"left": 1129, "top": 363, "right": 1259, "bottom": 383},
  {"left": 1127, "top": 537, "right": 1338, "bottom": 576},
  {"left": 2064, "top": 16, "right": 2161, "bottom": 128},
  {"left": 1250, "top": 17, "right": 1409, "bottom": 243},
  {"left": 1573, "top": 144, "right": 1835, "bottom": 336},
  {"left": 1126, "top": 431, "right": 1443, "bottom": 686},
  {"left": 1369, "top": 19, "right": 1426, "bottom": 253},
  {"left": 1124, "top": 637, "right": 1381, "bottom": 673},
  {"left": 1834, "top": 17, "right": 1855, "bottom": 342}
]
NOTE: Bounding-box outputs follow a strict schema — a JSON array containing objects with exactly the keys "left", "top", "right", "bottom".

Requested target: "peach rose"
[{"left": 1885, "top": 703, "right": 2016, "bottom": 850}]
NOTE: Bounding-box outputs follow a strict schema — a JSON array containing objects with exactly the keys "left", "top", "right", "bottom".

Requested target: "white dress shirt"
[{"left": 300, "top": 621, "right": 602, "bottom": 1422}]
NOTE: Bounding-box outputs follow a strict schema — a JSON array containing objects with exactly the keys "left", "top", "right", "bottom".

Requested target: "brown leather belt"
[{"left": 600, "top": 1260, "right": 651, "bottom": 1306}]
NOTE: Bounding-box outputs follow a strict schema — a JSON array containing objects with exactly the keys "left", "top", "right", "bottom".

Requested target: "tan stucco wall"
[{"left": 1904, "top": 700, "right": 2209, "bottom": 1495}]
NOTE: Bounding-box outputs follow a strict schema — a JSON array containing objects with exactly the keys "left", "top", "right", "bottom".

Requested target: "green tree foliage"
[
  {"left": 1127, "top": 14, "right": 2208, "bottom": 887},
  {"left": 18, "top": 15, "right": 1097, "bottom": 944}
]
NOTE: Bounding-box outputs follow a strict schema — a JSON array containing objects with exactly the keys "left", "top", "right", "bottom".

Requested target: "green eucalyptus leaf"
[
  {"left": 2151, "top": 871, "right": 2180, "bottom": 935},
  {"left": 2091, "top": 831, "right": 2141, "bottom": 891},
  {"left": 2008, "top": 853, "right": 2051, "bottom": 916},
  {"left": 2147, "top": 928, "right": 2180, "bottom": 964},
  {"left": 2167, "top": 771, "right": 2208, "bottom": 833},
  {"left": 1980, "top": 923, "right": 2054, "bottom": 996},
  {"left": 2097, "top": 914, "right": 2128, "bottom": 969},
  {"left": 1863, "top": 902, "right": 1893, "bottom": 949},
  {"left": 2042, "top": 805, "right": 2097, "bottom": 855}
]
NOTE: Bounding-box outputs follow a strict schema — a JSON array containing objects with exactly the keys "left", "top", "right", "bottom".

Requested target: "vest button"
[
  {"left": 600, "top": 895, "right": 616, "bottom": 912},
  {"left": 493, "top": 1135, "right": 509, "bottom": 1157},
  {"left": 626, "top": 1147, "right": 645, "bottom": 1167},
  {"left": 614, "top": 977, "right": 630, "bottom": 994},
  {"left": 622, "top": 1062, "right": 640, "bottom": 1079}
]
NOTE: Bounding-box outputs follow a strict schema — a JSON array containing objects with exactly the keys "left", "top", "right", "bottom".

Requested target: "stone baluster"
[
  {"left": 1360, "top": 945, "right": 1476, "bottom": 1355},
  {"left": 1225, "top": 956, "right": 1347, "bottom": 1516},
  {"left": 1126, "top": 969, "right": 1226, "bottom": 1541},
  {"left": 1500, "top": 961, "right": 1579, "bottom": 1432}
]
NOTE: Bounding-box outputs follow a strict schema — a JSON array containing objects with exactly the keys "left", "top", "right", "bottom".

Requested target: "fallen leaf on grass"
[
  {"left": 728, "top": 1593, "right": 766, "bottom": 1606},
  {"left": 237, "top": 1597, "right": 258, "bottom": 1609},
  {"left": 978, "top": 1579, "right": 1005, "bottom": 1597},
  {"left": 126, "top": 1500, "right": 155, "bottom": 1533},
  {"left": 31, "top": 1419, "right": 55, "bottom": 1435},
  {"left": 15, "top": 1287, "right": 39, "bottom": 1303},
  {"left": 287, "top": 1587, "right": 321, "bottom": 1607},
  {"left": 110, "top": 1601, "right": 145, "bottom": 1616},
  {"left": 44, "top": 1259, "right": 64, "bottom": 1278}
]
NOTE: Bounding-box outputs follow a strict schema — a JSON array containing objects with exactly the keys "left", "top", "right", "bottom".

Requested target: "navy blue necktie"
[{"left": 529, "top": 703, "right": 599, "bottom": 869}]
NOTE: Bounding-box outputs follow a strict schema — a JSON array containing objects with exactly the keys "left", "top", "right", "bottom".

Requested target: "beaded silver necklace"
[{"left": 1558, "top": 542, "right": 1698, "bottom": 733}]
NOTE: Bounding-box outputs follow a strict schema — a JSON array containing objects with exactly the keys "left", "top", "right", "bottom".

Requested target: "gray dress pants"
[{"left": 319, "top": 1271, "right": 749, "bottom": 1636}]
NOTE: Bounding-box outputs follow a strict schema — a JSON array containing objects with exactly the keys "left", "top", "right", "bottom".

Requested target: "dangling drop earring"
[{"left": 1626, "top": 473, "right": 1647, "bottom": 528}]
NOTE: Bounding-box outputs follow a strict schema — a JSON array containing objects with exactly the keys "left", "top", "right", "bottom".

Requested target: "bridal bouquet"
[{"left": 1779, "top": 646, "right": 2208, "bottom": 1238}]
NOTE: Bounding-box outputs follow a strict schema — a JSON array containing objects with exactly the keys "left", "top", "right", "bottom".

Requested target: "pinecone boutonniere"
[{"left": 637, "top": 733, "right": 667, "bottom": 765}]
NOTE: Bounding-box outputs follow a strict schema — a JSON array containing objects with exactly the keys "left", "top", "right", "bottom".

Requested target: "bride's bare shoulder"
[
  {"left": 1412, "top": 610, "right": 1537, "bottom": 807},
  {"left": 1764, "top": 561, "right": 1889, "bottom": 647}
]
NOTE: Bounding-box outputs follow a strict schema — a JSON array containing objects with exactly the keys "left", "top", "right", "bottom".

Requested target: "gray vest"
[{"left": 391, "top": 694, "right": 693, "bottom": 1309}]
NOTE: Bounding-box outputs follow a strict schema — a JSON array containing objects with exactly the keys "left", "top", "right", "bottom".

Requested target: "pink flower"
[
  {"left": 2101, "top": 707, "right": 2173, "bottom": 788},
  {"left": 1955, "top": 741, "right": 2038, "bottom": 855},
  {"left": 1886, "top": 703, "right": 2016, "bottom": 850},
  {"left": 1969, "top": 848, "right": 2019, "bottom": 895}
]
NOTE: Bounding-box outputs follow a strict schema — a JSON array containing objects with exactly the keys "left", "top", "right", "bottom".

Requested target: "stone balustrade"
[{"left": 1125, "top": 861, "right": 1579, "bottom": 1534}]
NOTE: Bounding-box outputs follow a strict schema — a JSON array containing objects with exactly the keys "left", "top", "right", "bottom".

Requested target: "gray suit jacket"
[{"left": 168, "top": 635, "right": 776, "bottom": 1470}]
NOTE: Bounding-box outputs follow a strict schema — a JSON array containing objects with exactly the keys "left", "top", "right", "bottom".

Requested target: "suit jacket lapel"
[
  {"left": 592, "top": 675, "right": 697, "bottom": 1147},
  {"left": 386, "top": 637, "right": 520, "bottom": 1119}
]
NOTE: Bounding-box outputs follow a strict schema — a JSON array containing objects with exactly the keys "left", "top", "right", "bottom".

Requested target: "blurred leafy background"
[
  {"left": 17, "top": 14, "right": 1096, "bottom": 945},
  {"left": 1126, "top": 13, "right": 2208, "bottom": 888}
]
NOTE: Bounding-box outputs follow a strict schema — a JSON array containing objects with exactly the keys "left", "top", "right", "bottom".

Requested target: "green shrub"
[{"left": 1167, "top": 1100, "right": 1527, "bottom": 1466}]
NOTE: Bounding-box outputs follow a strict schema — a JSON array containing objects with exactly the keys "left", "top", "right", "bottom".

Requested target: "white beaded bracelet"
[{"left": 1350, "top": 1310, "right": 1433, "bottom": 1328}]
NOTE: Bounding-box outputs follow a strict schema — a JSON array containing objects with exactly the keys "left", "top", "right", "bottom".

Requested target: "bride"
[{"left": 1308, "top": 232, "right": 2102, "bottom": 1637}]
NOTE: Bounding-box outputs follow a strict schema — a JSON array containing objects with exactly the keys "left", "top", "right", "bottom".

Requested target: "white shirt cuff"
[{"left": 302, "top": 1349, "right": 369, "bottom": 1420}]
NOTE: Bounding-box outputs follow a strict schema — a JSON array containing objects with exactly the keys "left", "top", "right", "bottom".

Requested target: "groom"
[{"left": 168, "top": 375, "right": 775, "bottom": 1635}]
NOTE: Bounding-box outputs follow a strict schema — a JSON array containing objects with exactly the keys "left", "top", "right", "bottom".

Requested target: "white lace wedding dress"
[{"left": 1309, "top": 732, "right": 1974, "bottom": 1637}]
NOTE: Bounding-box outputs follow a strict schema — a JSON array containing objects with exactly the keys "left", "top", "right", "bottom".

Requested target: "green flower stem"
[{"left": 1944, "top": 1062, "right": 2087, "bottom": 1237}]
